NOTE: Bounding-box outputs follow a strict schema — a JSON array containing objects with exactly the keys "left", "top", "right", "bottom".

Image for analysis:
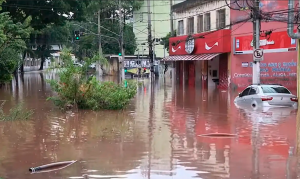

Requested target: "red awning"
[
  {"left": 162, "top": 55, "right": 196, "bottom": 61},
  {"left": 162, "top": 53, "right": 221, "bottom": 61}
]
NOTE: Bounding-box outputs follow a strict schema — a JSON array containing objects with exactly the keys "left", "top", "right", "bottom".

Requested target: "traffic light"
[
  {"left": 143, "top": 68, "right": 146, "bottom": 73},
  {"left": 124, "top": 68, "right": 127, "bottom": 72},
  {"left": 118, "top": 52, "right": 122, "bottom": 56},
  {"left": 74, "top": 30, "right": 80, "bottom": 40},
  {"left": 124, "top": 80, "right": 128, "bottom": 88}
]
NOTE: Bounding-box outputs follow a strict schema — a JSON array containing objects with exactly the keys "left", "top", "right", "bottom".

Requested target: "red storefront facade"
[
  {"left": 230, "top": 0, "right": 298, "bottom": 91},
  {"left": 163, "top": 29, "right": 232, "bottom": 89},
  {"left": 231, "top": 30, "right": 297, "bottom": 90}
]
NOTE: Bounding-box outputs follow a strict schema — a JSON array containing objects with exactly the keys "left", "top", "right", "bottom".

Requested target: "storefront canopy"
[{"left": 162, "top": 53, "right": 221, "bottom": 61}]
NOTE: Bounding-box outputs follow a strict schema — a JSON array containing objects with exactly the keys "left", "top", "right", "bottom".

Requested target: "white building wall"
[
  {"left": 173, "top": 0, "right": 231, "bottom": 36},
  {"left": 133, "top": 0, "right": 184, "bottom": 59}
]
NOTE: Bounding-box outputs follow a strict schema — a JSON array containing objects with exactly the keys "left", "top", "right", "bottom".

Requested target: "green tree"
[
  {"left": 1, "top": 0, "right": 91, "bottom": 71},
  {"left": 69, "top": 20, "right": 137, "bottom": 60},
  {"left": 1, "top": 0, "right": 91, "bottom": 29},
  {"left": 68, "top": 0, "right": 141, "bottom": 57},
  {"left": 161, "top": 31, "right": 177, "bottom": 53},
  {"left": 37, "top": 24, "right": 71, "bottom": 70},
  {"left": 0, "top": 12, "right": 29, "bottom": 84}
]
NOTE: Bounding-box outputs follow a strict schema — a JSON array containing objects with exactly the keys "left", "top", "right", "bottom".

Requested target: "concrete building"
[
  {"left": 230, "top": 0, "right": 297, "bottom": 90},
  {"left": 23, "top": 45, "right": 63, "bottom": 72},
  {"left": 162, "top": 0, "right": 231, "bottom": 90},
  {"left": 163, "top": 0, "right": 298, "bottom": 91},
  {"left": 132, "top": 0, "right": 184, "bottom": 59}
]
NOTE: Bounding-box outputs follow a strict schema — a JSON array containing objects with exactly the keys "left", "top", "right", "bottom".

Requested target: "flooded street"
[{"left": 0, "top": 71, "right": 299, "bottom": 179}]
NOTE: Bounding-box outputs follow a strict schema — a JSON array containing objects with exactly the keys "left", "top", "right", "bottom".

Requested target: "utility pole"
[
  {"left": 170, "top": 0, "right": 176, "bottom": 84},
  {"left": 252, "top": 0, "right": 261, "bottom": 84},
  {"left": 147, "top": 0, "right": 154, "bottom": 80},
  {"left": 119, "top": 0, "right": 125, "bottom": 81},
  {"left": 170, "top": 0, "right": 174, "bottom": 36},
  {"left": 98, "top": 9, "right": 103, "bottom": 76}
]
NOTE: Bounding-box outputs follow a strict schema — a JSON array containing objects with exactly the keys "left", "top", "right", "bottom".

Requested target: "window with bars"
[
  {"left": 217, "top": 9, "right": 226, "bottom": 29},
  {"left": 177, "top": 20, "right": 184, "bottom": 35},
  {"left": 197, "top": 15, "right": 203, "bottom": 33},
  {"left": 187, "top": 17, "right": 194, "bottom": 34},
  {"left": 204, "top": 13, "right": 211, "bottom": 31}
]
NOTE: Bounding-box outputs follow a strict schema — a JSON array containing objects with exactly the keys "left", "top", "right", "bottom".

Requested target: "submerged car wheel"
[{"left": 251, "top": 101, "right": 258, "bottom": 110}]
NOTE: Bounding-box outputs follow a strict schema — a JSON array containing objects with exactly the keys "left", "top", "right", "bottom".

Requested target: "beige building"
[{"left": 173, "top": 0, "right": 231, "bottom": 36}]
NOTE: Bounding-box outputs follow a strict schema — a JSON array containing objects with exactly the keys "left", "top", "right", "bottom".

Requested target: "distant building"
[{"left": 132, "top": 0, "right": 184, "bottom": 59}]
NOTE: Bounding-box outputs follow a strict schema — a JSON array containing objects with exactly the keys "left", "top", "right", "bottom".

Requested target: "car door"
[
  {"left": 244, "top": 87, "right": 258, "bottom": 105},
  {"left": 236, "top": 87, "right": 251, "bottom": 105}
]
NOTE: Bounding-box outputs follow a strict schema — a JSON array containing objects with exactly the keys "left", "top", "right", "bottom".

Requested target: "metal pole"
[
  {"left": 119, "top": 0, "right": 125, "bottom": 81},
  {"left": 164, "top": 42, "right": 166, "bottom": 59},
  {"left": 252, "top": 0, "right": 260, "bottom": 84},
  {"left": 147, "top": 0, "right": 154, "bottom": 80},
  {"left": 170, "top": 0, "right": 174, "bottom": 36},
  {"left": 153, "top": 43, "right": 155, "bottom": 78},
  {"left": 98, "top": 10, "right": 102, "bottom": 55},
  {"left": 98, "top": 9, "right": 103, "bottom": 76}
]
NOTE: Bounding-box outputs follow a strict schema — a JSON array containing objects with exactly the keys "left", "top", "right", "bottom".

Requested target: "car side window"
[
  {"left": 248, "top": 87, "right": 257, "bottom": 95},
  {"left": 241, "top": 87, "right": 251, "bottom": 97}
]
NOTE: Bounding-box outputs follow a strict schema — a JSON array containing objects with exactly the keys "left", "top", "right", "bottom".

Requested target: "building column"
[
  {"left": 173, "top": 61, "right": 176, "bottom": 87},
  {"left": 183, "top": 61, "right": 185, "bottom": 87},
  {"left": 195, "top": 61, "right": 202, "bottom": 88},
  {"left": 227, "top": 53, "right": 231, "bottom": 90}
]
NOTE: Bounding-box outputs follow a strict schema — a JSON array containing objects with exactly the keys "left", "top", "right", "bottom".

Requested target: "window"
[
  {"left": 177, "top": 20, "right": 184, "bottom": 35},
  {"left": 249, "top": 87, "right": 258, "bottom": 95},
  {"left": 240, "top": 87, "right": 251, "bottom": 97},
  {"left": 187, "top": 17, "right": 194, "bottom": 34},
  {"left": 216, "top": 9, "right": 226, "bottom": 29},
  {"left": 204, "top": 13, "right": 211, "bottom": 31},
  {"left": 197, "top": 15, "right": 203, "bottom": 33},
  {"left": 261, "top": 86, "right": 291, "bottom": 94}
]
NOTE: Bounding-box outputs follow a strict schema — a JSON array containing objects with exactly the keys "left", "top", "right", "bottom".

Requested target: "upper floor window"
[
  {"left": 197, "top": 15, "right": 203, "bottom": 33},
  {"left": 187, "top": 17, "right": 194, "bottom": 34},
  {"left": 177, "top": 20, "right": 184, "bottom": 35},
  {"left": 204, "top": 13, "right": 211, "bottom": 31},
  {"left": 217, "top": 9, "right": 226, "bottom": 29}
]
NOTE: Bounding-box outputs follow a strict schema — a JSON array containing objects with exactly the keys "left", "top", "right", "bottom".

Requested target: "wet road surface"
[{"left": 0, "top": 71, "right": 299, "bottom": 179}]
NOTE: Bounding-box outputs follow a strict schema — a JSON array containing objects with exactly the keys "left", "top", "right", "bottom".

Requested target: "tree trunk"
[
  {"left": 39, "top": 55, "right": 44, "bottom": 70},
  {"left": 20, "top": 51, "right": 26, "bottom": 73}
]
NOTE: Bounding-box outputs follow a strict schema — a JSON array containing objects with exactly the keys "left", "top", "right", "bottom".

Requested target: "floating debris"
[
  {"left": 198, "top": 133, "right": 237, "bottom": 138},
  {"left": 29, "top": 160, "right": 77, "bottom": 173}
]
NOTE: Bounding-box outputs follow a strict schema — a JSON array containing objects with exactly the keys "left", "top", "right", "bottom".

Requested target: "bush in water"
[{"left": 47, "top": 48, "right": 137, "bottom": 110}]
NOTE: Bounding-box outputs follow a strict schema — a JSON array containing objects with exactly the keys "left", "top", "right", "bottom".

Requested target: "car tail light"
[
  {"left": 261, "top": 96, "right": 273, "bottom": 101},
  {"left": 290, "top": 97, "right": 298, "bottom": 102}
]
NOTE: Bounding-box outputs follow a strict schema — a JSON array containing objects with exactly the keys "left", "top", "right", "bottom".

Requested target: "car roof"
[{"left": 247, "top": 84, "right": 286, "bottom": 88}]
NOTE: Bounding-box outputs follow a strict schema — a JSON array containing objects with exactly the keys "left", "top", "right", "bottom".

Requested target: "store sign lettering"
[
  {"left": 250, "top": 39, "right": 275, "bottom": 47},
  {"left": 234, "top": 60, "right": 297, "bottom": 78},
  {"left": 124, "top": 60, "right": 150, "bottom": 68}
]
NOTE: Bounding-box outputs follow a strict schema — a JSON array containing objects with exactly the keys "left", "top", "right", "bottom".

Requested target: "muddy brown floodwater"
[{"left": 0, "top": 71, "right": 299, "bottom": 179}]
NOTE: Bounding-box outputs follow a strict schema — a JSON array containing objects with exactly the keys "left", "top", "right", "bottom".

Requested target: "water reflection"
[{"left": 0, "top": 72, "right": 299, "bottom": 179}]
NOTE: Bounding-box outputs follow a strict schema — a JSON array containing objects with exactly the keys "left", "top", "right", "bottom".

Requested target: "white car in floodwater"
[{"left": 234, "top": 84, "right": 298, "bottom": 109}]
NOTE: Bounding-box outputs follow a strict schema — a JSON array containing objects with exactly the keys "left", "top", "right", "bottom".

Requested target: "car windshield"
[{"left": 261, "top": 86, "right": 291, "bottom": 94}]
